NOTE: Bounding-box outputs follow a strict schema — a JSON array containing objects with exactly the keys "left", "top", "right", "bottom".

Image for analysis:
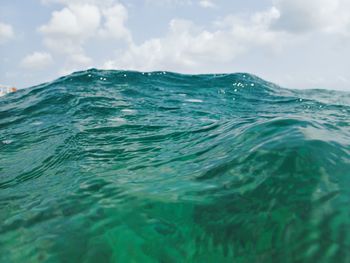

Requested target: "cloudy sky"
[{"left": 1, "top": 0, "right": 350, "bottom": 90}]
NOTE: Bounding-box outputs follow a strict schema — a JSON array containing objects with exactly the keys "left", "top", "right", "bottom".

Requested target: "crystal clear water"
[{"left": 1, "top": 69, "right": 350, "bottom": 262}]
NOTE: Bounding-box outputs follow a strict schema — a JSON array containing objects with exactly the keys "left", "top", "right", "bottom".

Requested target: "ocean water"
[{"left": 0, "top": 69, "right": 349, "bottom": 263}]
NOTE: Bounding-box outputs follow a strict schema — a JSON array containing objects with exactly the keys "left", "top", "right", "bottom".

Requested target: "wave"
[{"left": 1, "top": 69, "right": 350, "bottom": 262}]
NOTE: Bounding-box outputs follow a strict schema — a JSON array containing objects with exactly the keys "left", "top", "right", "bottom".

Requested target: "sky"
[{"left": 1, "top": 0, "right": 350, "bottom": 90}]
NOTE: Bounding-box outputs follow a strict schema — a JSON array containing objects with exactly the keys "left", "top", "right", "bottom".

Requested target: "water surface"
[{"left": 1, "top": 70, "right": 350, "bottom": 262}]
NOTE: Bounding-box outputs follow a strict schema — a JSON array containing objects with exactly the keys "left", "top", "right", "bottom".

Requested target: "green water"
[{"left": 0, "top": 70, "right": 350, "bottom": 262}]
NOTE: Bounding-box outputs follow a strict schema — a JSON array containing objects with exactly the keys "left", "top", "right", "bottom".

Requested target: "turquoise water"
[{"left": 0, "top": 69, "right": 350, "bottom": 262}]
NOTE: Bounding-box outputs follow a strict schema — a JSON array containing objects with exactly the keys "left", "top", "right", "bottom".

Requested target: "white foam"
[
  {"left": 218, "top": 89, "right": 226, "bottom": 94},
  {"left": 32, "top": 121, "right": 43, "bottom": 126},
  {"left": 109, "top": 117, "right": 127, "bottom": 124},
  {"left": 185, "top": 99, "right": 203, "bottom": 103},
  {"left": 121, "top": 109, "right": 137, "bottom": 114}
]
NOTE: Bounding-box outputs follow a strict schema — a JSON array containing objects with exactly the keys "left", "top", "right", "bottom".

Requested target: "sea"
[{"left": 1, "top": 69, "right": 349, "bottom": 262}]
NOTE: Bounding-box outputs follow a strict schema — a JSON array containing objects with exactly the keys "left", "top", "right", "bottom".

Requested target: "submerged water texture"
[{"left": 1, "top": 70, "right": 350, "bottom": 262}]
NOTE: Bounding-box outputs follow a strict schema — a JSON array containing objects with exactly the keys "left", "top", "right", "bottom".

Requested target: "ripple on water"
[{"left": 0, "top": 70, "right": 349, "bottom": 263}]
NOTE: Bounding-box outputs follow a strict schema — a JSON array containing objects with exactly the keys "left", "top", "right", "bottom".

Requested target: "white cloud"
[
  {"left": 39, "top": 4, "right": 101, "bottom": 39},
  {"left": 145, "top": 0, "right": 193, "bottom": 6},
  {"left": 273, "top": 0, "right": 350, "bottom": 35},
  {"left": 39, "top": 0, "right": 131, "bottom": 73},
  {"left": 99, "top": 3, "right": 132, "bottom": 43},
  {"left": 146, "top": 0, "right": 217, "bottom": 8},
  {"left": 103, "top": 7, "right": 283, "bottom": 72},
  {"left": 199, "top": 0, "right": 216, "bottom": 8},
  {"left": 39, "top": 3, "right": 100, "bottom": 70},
  {"left": 39, "top": 0, "right": 349, "bottom": 78},
  {"left": 41, "top": 0, "right": 117, "bottom": 6},
  {"left": 0, "top": 22, "right": 14, "bottom": 44},
  {"left": 20, "top": 52, "right": 53, "bottom": 70},
  {"left": 57, "top": 53, "right": 93, "bottom": 75}
]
